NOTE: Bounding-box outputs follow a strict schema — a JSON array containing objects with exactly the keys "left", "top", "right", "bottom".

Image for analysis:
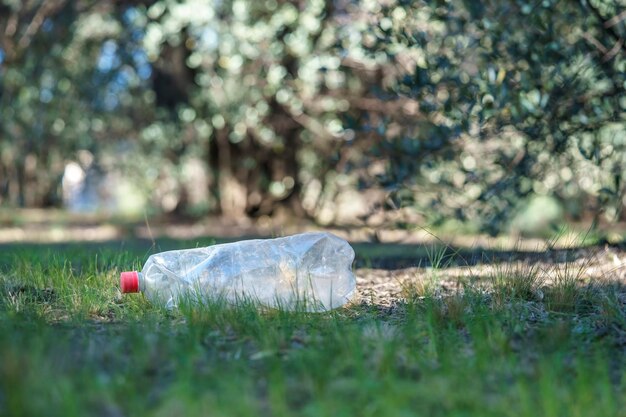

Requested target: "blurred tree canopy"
[{"left": 0, "top": 0, "right": 625, "bottom": 233}]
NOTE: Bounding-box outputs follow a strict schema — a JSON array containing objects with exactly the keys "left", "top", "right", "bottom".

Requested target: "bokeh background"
[{"left": 1, "top": 0, "right": 625, "bottom": 239}]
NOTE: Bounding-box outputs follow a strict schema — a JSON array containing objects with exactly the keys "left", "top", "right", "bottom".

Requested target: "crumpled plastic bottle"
[{"left": 120, "top": 232, "right": 356, "bottom": 311}]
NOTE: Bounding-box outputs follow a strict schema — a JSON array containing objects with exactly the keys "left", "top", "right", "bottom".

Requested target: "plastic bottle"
[{"left": 120, "top": 232, "right": 356, "bottom": 311}]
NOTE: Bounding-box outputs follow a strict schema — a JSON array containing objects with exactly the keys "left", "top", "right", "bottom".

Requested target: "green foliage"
[
  {"left": 1, "top": 0, "right": 625, "bottom": 232},
  {"left": 373, "top": 0, "right": 626, "bottom": 232}
]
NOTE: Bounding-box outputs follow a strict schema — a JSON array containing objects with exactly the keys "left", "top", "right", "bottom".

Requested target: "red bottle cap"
[{"left": 120, "top": 271, "right": 139, "bottom": 293}]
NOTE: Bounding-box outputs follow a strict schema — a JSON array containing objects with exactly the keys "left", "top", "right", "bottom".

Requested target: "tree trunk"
[{"left": 215, "top": 128, "right": 247, "bottom": 219}]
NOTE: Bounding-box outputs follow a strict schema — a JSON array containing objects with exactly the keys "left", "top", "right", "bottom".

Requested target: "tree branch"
[
  {"left": 585, "top": 1, "right": 626, "bottom": 56},
  {"left": 605, "top": 9, "right": 626, "bottom": 28},
  {"left": 17, "top": 0, "right": 66, "bottom": 51}
]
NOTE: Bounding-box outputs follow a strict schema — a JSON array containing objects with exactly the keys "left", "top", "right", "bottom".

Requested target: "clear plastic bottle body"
[{"left": 136, "top": 232, "right": 356, "bottom": 311}]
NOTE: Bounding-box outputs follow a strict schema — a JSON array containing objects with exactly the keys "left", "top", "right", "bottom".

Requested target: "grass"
[{"left": 1, "top": 238, "right": 626, "bottom": 417}]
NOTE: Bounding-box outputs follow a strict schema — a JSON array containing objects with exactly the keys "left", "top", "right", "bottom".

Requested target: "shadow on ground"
[{"left": 0, "top": 234, "right": 612, "bottom": 270}]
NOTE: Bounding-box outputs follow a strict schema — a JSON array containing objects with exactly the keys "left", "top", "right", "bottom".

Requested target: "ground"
[{"left": 1, "top": 225, "right": 626, "bottom": 416}]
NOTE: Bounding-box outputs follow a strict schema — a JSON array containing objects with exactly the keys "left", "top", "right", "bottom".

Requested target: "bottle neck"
[{"left": 137, "top": 272, "right": 145, "bottom": 292}]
